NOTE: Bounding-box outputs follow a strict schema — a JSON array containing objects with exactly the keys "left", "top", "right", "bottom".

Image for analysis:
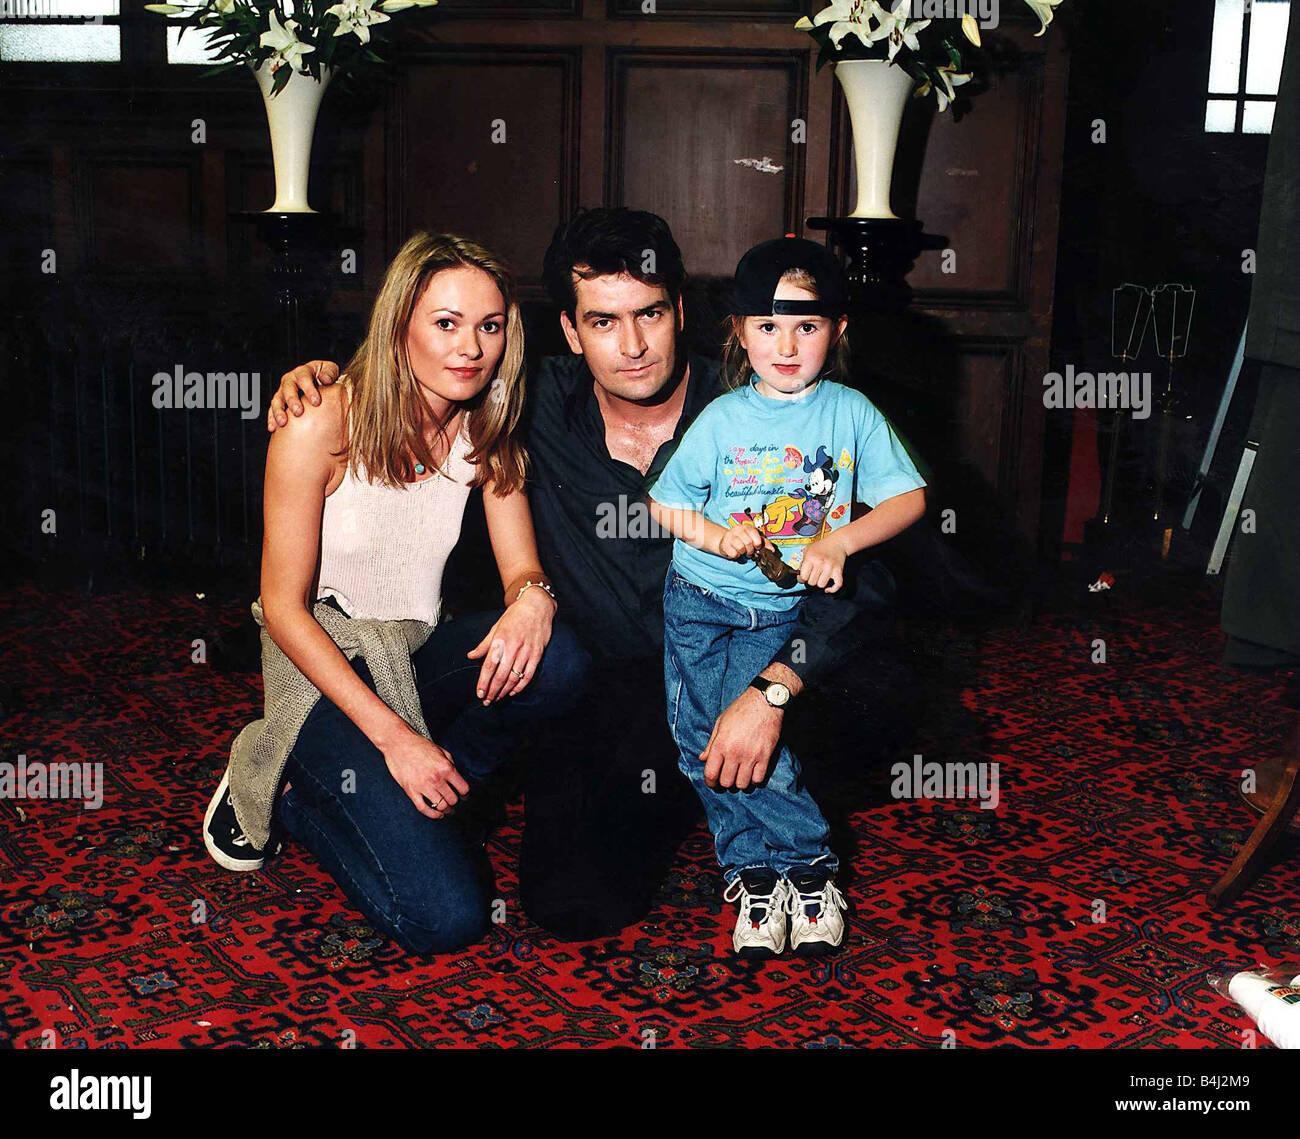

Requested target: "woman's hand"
[
  {"left": 798, "top": 534, "right": 848, "bottom": 592},
  {"left": 381, "top": 729, "right": 471, "bottom": 820},
  {"left": 467, "top": 588, "right": 556, "bottom": 704}
]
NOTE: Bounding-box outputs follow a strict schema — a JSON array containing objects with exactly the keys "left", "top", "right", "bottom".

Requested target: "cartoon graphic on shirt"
[
  {"left": 791, "top": 445, "right": 839, "bottom": 536},
  {"left": 724, "top": 443, "right": 853, "bottom": 568}
]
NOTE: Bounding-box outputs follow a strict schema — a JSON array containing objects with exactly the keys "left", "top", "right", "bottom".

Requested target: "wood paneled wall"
[{"left": 0, "top": 0, "right": 1068, "bottom": 558}]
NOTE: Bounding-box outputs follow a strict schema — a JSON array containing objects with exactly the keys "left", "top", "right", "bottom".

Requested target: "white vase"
[
  {"left": 834, "top": 59, "right": 917, "bottom": 220},
  {"left": 249, "top": 63, "right": 333, "bottom": 213}
]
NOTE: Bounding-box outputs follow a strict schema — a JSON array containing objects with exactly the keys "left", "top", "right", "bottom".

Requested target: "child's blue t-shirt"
[{"left": 644, "top": 375, "right": 926, "bottom": 611}]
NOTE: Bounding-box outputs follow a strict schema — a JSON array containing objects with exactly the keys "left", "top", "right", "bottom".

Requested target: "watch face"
[{"left": 766, "top": 683, "right": 791, "bottom": 707}]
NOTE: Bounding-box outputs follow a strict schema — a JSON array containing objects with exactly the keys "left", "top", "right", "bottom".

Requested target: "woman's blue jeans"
[
  {"left": 277, "top": 609, "right": 590, "bottom": 954},
  {"left": 663, "top": 567, "right": 836, "bottom": 883}
]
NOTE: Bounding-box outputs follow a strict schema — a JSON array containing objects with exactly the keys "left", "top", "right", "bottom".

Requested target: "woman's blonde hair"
[
  {"left": 720, "top": 268, "right": 850, "bottom": 392},
  {"left": 338, "top": 231, "right": 528, "bottom": 495}
]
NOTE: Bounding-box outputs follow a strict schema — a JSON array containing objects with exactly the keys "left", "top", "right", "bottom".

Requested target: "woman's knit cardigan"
[{"left": 227, "top": 598, "right": 435, "bottom": 852}]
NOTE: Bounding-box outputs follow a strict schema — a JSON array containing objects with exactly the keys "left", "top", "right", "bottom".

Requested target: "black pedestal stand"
[
  {"left": 806, "top": 215, "right": 1023, "bottom": 617},
  {"left": 807, "top": 216, "right": 944, "bottom": 311},
  {"left": 230, "top": 211, "right": 352, "bottom": 367}
]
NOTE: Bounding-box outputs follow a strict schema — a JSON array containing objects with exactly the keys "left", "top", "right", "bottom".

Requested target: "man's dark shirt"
[{"left": 521, "top": 352, "right": 895, "bottom": 678}]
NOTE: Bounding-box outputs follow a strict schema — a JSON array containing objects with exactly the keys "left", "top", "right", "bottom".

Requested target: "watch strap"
[{"left": 749, "top": 676, "right": 789, "bottom": 705}]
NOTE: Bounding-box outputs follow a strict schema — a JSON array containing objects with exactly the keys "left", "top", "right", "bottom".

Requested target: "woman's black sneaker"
[{"left": 203, "top": 768, "right": 276, "bottom": 871}]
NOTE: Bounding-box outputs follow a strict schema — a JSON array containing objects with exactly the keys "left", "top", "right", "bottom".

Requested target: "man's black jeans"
[
  {"left": 519, "top": 655, "right": 701, "bottom": 940},
  {"left": 517, "top": 555, "right": 901, "bottom": 941}
]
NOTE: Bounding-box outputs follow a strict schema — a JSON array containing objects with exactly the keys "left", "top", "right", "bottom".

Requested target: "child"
[{"left": 644, "top": 237, "right": 927, "bottom": 958}]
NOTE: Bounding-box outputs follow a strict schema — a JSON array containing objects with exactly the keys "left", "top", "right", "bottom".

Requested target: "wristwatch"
[{"left": 750, "top": 676, "right": 792, "bottom": 708}]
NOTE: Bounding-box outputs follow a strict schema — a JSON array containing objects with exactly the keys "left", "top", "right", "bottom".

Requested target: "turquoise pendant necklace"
[{"left": 415, "top": 410, "right": 459, "bottom": 478}]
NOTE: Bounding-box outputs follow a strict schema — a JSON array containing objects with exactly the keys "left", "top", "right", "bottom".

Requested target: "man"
[{"left": 268, "top": 207, "right": 898, "bottom": 938}]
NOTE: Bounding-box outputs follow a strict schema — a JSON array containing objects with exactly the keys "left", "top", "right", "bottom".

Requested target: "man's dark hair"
[{"left": 542, "top": 206, "right": 686, "bottom": 318}]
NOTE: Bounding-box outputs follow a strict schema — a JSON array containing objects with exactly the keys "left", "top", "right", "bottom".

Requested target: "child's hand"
[
  {"left": 719, "top": 522, "right": 769, "bottom": 561},
  {"left": 798, "top": 535, "right": 847, "bottom": 592}
]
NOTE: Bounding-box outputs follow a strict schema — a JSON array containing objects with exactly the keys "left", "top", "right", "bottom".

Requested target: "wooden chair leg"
[{"left": 1208, "top": 716, "right": 1300, "bottom": 910}]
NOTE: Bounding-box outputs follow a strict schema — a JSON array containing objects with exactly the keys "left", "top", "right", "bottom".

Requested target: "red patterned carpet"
[{"left": 1, "top": 574, "right": 1297, "bottom": 1049}]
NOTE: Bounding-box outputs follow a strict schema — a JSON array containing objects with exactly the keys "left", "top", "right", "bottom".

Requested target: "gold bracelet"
[{"left": 514, "top": 579, "right": 557, "bottom": 609}]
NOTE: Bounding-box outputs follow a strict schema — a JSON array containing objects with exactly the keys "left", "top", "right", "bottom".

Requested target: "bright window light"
[
  {"left": 1205, "top": 98, "right": 1238, "bottom": 132},
  {"left": 1206, "top": 0, "right": 1290, "bottom": 133},
  {"left": 1208, "top": 0, "right": 1245, "bottom": 92},
  {"left": 167, "top": 25, "right": 223, "bottom": 64},
  {"left": 1245, "top": 1, "right": 1289, "bottom": 93},
  {"left": 0, "top": 0, "right": 119, "bottom": 61},
  {"left": 1242, "top": 99, "right": 1277, "bottom": 133},
  {"left": 0, "top": 23, "right": 120, "bottom": 60}
]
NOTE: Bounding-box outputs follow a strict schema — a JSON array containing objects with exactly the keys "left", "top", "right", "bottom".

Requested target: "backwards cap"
[{"left": 729, "top": 236, "right": 849, "bottom": 317}]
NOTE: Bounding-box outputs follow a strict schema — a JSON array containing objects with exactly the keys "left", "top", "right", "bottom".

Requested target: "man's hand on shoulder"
[
  {"left": 267, "top": 360, "right": 341, "bottom": 432},
  {"left": 266, "top": 379, "right": 347, "bottom": 457}
]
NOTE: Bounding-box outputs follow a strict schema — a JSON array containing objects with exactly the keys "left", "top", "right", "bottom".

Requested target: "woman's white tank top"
[{"left": 316, "top": 417, "right": 477, "bottom": 626}]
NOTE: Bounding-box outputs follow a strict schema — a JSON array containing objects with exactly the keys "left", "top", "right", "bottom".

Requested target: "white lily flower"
[
  {"left": 917, "top": 63, "right": 972, "bottom": 111},
  {"left": 1023, "top": 0, "right": 1062, "bottom": 37},
  {"left": 961, "top": 12, "right": 980, "bottom": 46},
  {"left": 864, "top": 0, "right": 930, "bottom": 62},
  {"left": 796, "top": 0, "right": 875, "bottom": 50},
  {"left": 259, "top": 11, "right": 315, "bottom": 73},
  {"left": 324, "top": 0, "right": 391, "bottom": 44},
  {"left": 795, "top": 0, "right": 862, "bottom": 29},
  {"left": 826, "top": 17, "right": 879, "bottom": 49}
]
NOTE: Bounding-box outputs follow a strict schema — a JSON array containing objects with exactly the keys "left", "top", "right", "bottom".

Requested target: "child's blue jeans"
[{"left": 662, "top": 566, "right": 837, "bottom": 883}]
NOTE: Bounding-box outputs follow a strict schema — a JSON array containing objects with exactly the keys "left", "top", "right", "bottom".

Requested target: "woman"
[{"left": 203, "top": 232, "right": 589, "bottom": 954}]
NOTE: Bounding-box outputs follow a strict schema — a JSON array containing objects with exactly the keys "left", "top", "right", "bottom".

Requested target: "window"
[
  {"left": 1207, "top": 0, "right": 1291, "bottom": 134},
  {"left": 0, "top": 0, "right": 230, "bottom": 63},
  {"left": 166, "top": 23, "right": 220, "bottom": 64},
  {"left": 0, "top": 0, "right": 121, "bottom": 61}
]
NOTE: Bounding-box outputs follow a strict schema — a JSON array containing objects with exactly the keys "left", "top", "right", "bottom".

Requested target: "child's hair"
[{"left": 719, "top": 268, "right": 850, "bottom": 392}]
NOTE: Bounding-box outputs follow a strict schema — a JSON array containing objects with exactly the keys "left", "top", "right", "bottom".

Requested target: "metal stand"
[
  {"left": 1147, "top": 283, "right": 1195, "bottom": 554},
  {"left": 1096, "top": 282, "right": 1194, "bottom": 556},
  {"left": 1099, "top": 284, "right": 1152, "bottom": 527}
]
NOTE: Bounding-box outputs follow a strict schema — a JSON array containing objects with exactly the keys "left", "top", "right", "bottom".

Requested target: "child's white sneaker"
[
  {"left": 785, "top": 865, "right": 848, "bottom": 956},
  {"left": 723, "top": 867, "right": 790, "bottom": 959}
]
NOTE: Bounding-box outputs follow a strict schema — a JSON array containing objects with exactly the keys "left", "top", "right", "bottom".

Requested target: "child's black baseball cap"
[{"left": 729, "top": 236, "right": 849, "bottom": 317}]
